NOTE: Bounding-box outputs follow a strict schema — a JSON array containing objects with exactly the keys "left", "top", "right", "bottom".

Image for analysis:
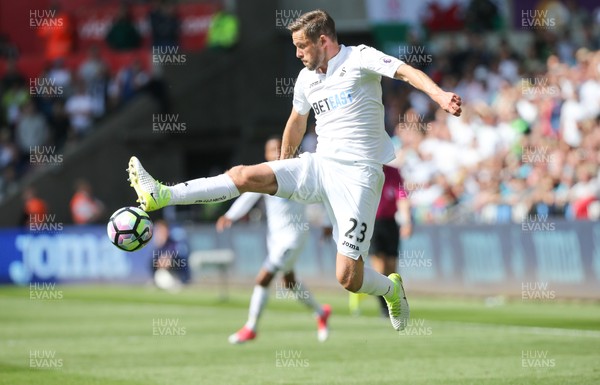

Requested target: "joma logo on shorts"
[{"left": 342, "top": 241, "right": 359, "bottom": 250}]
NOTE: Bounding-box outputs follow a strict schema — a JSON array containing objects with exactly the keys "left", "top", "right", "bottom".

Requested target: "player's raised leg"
[
  {"left": 127, "top": 156, "right": 277, "bottom": 211},
  {"left": 336, "top": 253, "right": 409, "bottom": 331}
]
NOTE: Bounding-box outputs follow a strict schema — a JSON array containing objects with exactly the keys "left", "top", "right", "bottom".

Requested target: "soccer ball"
[{"left": 107, "top": 207, "right": 153, "bottom": 252}]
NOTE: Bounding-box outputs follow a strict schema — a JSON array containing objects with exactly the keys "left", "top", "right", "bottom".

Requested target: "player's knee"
[
  {"left": 226, "top": 166, "right": 248, "bottom": 188},
  {"left": 256, "top": 270, "right": 274, "bottom": 286},
  {"left": 282, "top": 273, "right": 296, "bottom": 288},
  {"left": 336, "top": 271, "right": 361, "bottom": 292}
]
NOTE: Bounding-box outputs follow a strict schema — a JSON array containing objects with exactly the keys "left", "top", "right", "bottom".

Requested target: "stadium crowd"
[
  {"left": 384, "top": 18, "right": 600, "bottom": 224},
  {"left": 1, "top": 0, "right": 599, "bottom": 226},
  {"left": 0, "top": 2, "right": 178, "bottom": 202}
]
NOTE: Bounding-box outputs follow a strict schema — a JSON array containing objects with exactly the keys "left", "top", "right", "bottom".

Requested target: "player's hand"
[
  {"left": 321, "top": 226, "right": 333, "bottom": 240},
  {"left": 436, "top": 92, "right": 462, "bottom": 117},
  {"left": 400, "top": 223, "right": 413, "bottom": 239},
  {"left": 216, "top": 216, "right": 233, "bottom": 233}
]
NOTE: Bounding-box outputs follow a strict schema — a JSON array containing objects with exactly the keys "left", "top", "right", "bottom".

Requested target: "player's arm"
[
  {"left": 216, "top": 192, "right": 262, "bottom": 232},
  {"left": 394, "top": 64, "right": 462, "bottom": 117},
  {"left": 397, "top": 198, "right": 412, "bottom": 239},
  {"left": 280, "top": 108, "right": 309, "bottom": 159}
]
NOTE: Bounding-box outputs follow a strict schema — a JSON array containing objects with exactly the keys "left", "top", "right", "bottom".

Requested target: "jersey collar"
[{"left": 320, "top": 44, "right": 348, "bottom": 77}]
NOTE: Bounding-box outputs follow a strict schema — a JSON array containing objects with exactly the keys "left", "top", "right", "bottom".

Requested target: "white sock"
[
  {"left": 292, "top": 281, "right": 323, "bottom": 316},
  {"left": 357, "top": 266, "right": 394, "bottom": 299},
  {"left": 244, "top": 285, "right": 269, "bottom": 331},
  {"left": 168, "top": 174, "right": 240, "bottom": 205}
]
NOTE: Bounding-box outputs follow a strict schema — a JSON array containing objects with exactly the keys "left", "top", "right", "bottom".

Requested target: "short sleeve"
[
  {"left": 292, "top": 72, "right": 311, "bottom": 115},
  {"left": 359, "top": 45, "right": 404, "bottom": 79}
]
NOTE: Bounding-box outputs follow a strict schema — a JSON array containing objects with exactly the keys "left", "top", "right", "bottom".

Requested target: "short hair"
[{"left": 287, "top": 9, "right": 337, "bottom": 43}]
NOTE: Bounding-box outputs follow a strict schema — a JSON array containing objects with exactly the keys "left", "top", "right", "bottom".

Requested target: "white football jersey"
[
  {"left": 224, "top": 192, "right": 307, "bottom": 248},
  {"left": 293, "top": 44, "right": 404, "bottom": 164}
]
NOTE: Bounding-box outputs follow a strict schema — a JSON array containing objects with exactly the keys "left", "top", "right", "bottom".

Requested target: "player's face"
[
  {"left": 292, "top": 30, "right": 325, "bottom": 71},
  {"left": 264, "top": 139, "right": 281, "bottom": 161}
]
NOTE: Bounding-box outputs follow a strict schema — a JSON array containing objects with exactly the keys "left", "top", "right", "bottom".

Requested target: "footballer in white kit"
[
  {"left": 269, "top": 43, "right": 402, "bottom": 261},
  {"left": 225, "top": 192, "right": 308, "bottom": 273},
  {"left": 127, "top": 9, "right": 462, "bottom": 333},
  {"left": 216, "top": 138, "right": 330, "bottom": 344}
]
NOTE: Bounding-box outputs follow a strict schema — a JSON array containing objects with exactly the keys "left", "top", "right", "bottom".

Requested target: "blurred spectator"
[
  {"left": 49, "top": 99, "right": 71, "bottom": 149},
  {"left": 206, "top": 9, "right": 239, "bottom": 51},
  {"left": 65, "top": 81, "right": 94, "bottom": 138},
  {"left": 36, "top": 3, "right": 75, "bottom": 61},
  {"left": 105, "top": 5, "right": 142, "bottom": 51},
  {"left": 0, "top": 128, "right": 17, "bottom": 171},
  {"left": 148, "top": 0, "right": 181, "bottom": 48},
  {"left": 15, "top": 101, "right": 50, "bottom": 164},
  {"left": 78, "top": 45, "right": 107, "bottom": 90},
  {"left": 1, "top": 83, "right": 29, "bottom": 129},
  {"left": 110, "top": 59, "right": 149, "bottom": 104},
  {"left": 20, "top": 187, "right": 48, "bottom": 227},
  {"left": 0, "top": 34, "right": 18, "bottom": 59},
  {"left": 1, "top": 58, "right": 25, "bottom": 92},
  {"left": 70, "top": 179, "right": 105, "bottom": 224},
  {"left": 464, "top": 0, "right": 502, "bottom": 33},
  {"left": 78, "top": 46, "right": 109, "bottom": 118},
  {"left": 151, "top": 219, "right": 190, "bottom": 290},
  {"left": 46, "top": 58, "right": 73, "bottom": 92}
]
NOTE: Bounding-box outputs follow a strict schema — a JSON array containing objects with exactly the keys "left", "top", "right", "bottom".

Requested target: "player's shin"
[
  {"left": 169, "top": 174, "right": 240, "bottom": 205},
  {"left": 245, "top": 285, "right": 269, "bottom": 331},
  {"left": 291, "top": 281, "right": 323, "bottom": 316},
  {"left": 357, "top": 266, "right": 394, "bottom": 298}
]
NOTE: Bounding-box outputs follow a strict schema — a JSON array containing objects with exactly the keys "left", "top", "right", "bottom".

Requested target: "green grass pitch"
[{"left": 1, "top": 285, "right": 599, "bottom": 385}]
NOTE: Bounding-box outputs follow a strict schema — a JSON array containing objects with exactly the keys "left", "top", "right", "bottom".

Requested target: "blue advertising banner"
[
  {"left": 1, "top": 220, "right": 599, "bottom": 298},
  {"left": 399, "top": 220, "right": 600, "bottom": 298},
  {"left": 0, "top": 226, "right": 154, "bottom": 285}
]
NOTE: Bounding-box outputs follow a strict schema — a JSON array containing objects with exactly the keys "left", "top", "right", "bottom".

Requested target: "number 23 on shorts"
[{"left": 344, "top": 218, "right": 367, "bottom": 243}]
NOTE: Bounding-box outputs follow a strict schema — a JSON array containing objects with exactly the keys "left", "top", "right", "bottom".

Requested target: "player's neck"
[{"left": 317, "top": 44, "right": 341, "bottom": 74}]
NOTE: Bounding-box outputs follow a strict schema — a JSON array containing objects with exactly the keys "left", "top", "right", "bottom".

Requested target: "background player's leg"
[
  {"left": 244, "top": 269, "right": 274, "bottom": 331},
  {"left": 229, "top": 268, "right": 274, "bottom": 344},
  {"left": 283, "top": 271, "right": 331, "bottom": 342},
  {"left": 282, "top": 271, "right": 324, "bottom": 316}
]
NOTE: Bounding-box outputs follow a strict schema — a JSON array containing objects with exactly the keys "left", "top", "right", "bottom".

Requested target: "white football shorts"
[{"left": 267, "top": 152, "right": 384, "bottom": 260}]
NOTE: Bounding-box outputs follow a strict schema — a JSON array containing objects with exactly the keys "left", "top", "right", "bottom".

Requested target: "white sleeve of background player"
[
  {"left": 359, "top": 45, "right": 405, "bottom": 79},
  {"left": 292, "top": 72, "right": 311, "bottom": 115},
  {"left": 224, "top": 192, "right": 263, "bottom": 221}
]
